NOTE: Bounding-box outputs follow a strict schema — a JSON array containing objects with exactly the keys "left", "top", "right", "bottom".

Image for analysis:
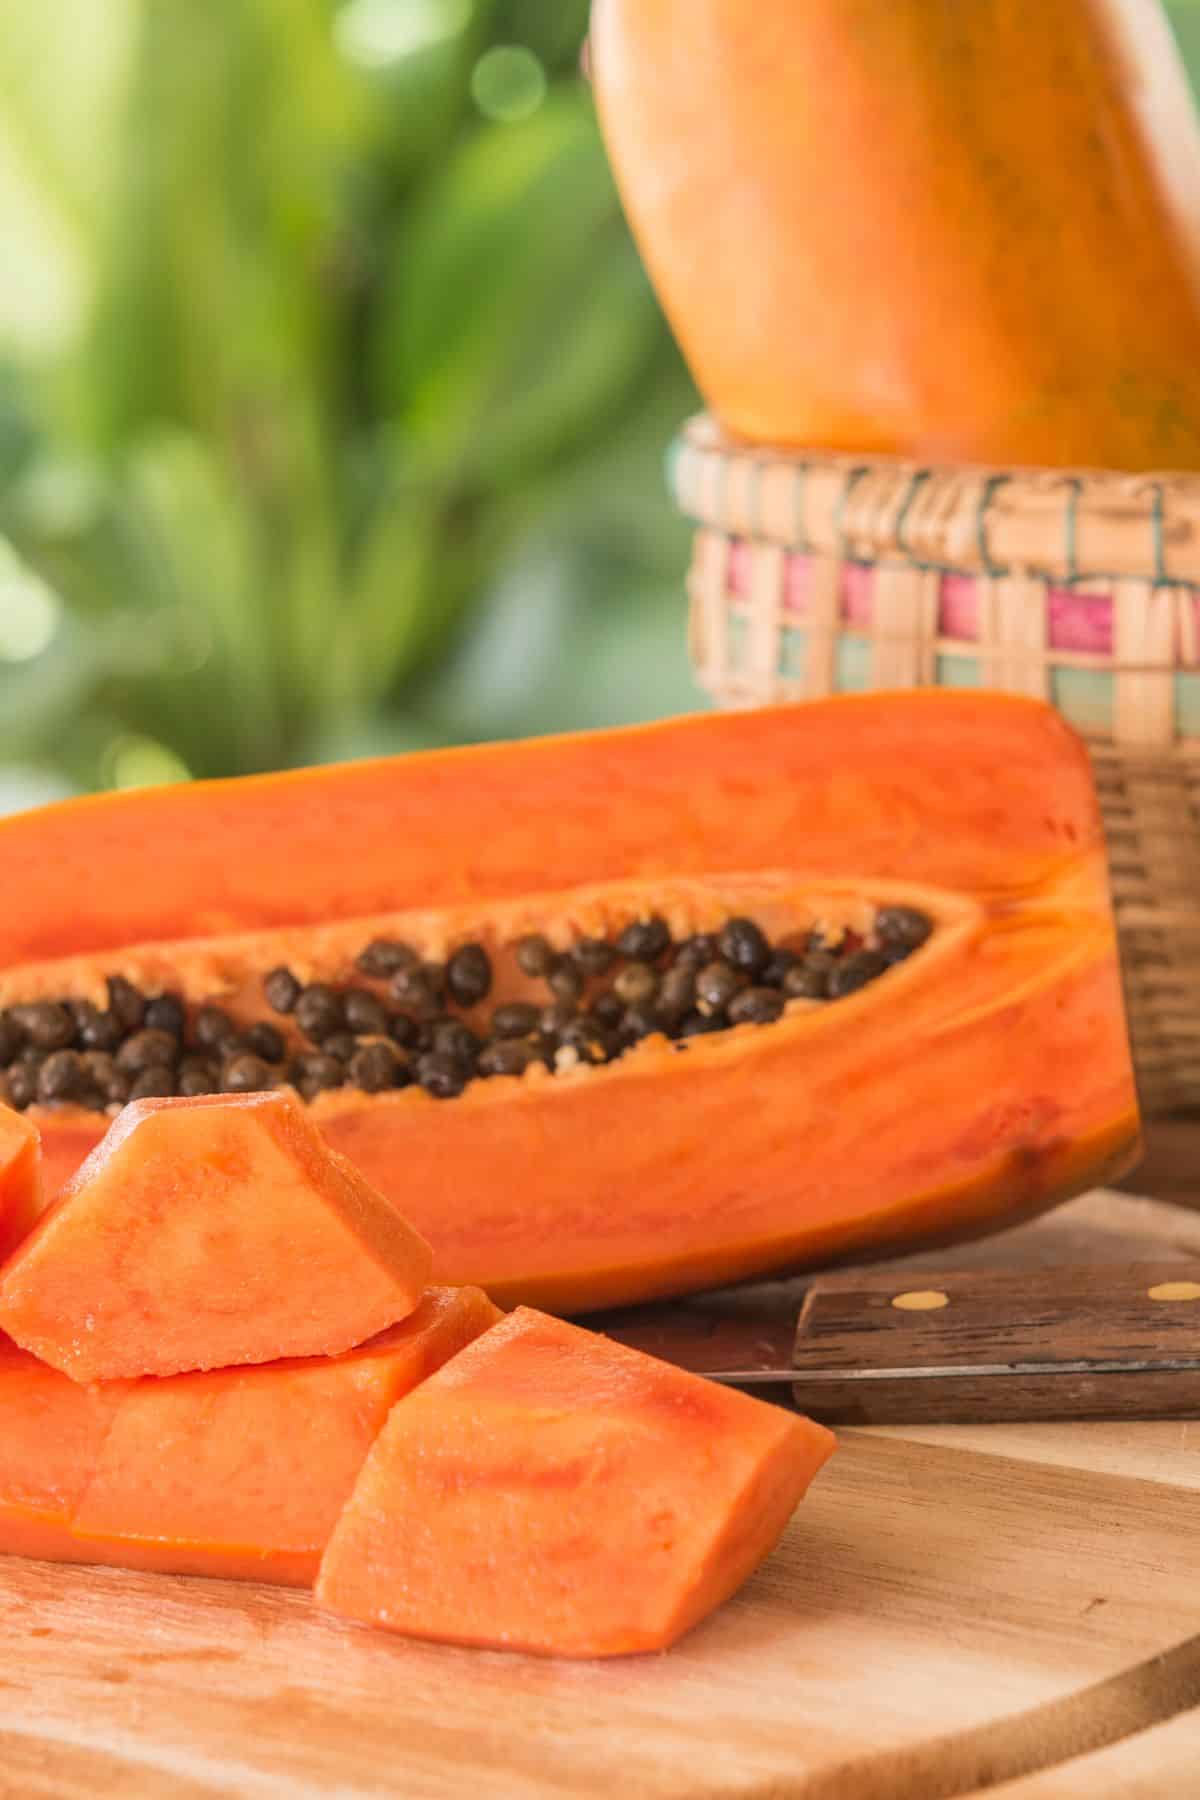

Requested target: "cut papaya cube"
[
  {"left": 0, "top": 1090, "right": 433, "bottom": 1381},
  {"left": 67, "top": 1285, "right": 500, "bottom": 1586},
  {"left": 0, "top": 1106, "right": 39, "bottom": 1261},
  {"left": 315, "top": 1306, "right": 836, "bottom": 1659},
  {"left": 0, "top": 1334, "right": 131, "bottom": 1564}
]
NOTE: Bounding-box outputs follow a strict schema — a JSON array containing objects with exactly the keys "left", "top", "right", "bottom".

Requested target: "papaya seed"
[
  {"left": 573, "top": 937, "right": 615, "bottom": 978},
  {"left": 263, "top": 966, "right": 302, "bottom": 1014},
  {"left": 11, "top": 1002, "right": 74, "bottom": 1053},
  {"left": 243, "top": 1020, "right": 286, "bottom": 1064},
  {"left": 717, "top": 917, "right": 771, "bottom": 977},
  {"left": 446, "top": 944, "right": 492, "bottom": 1009},
  {"left": 355, "top": 939, "right": 419, "bottom": 979},
  {"left": 616, "top": 916, "right": 670, "bottom": 962},
  {"left": 342, "top": 990, "right": 389, "bottom": 1038},
  {"left": 144, "top": 993, "right": 186, "bottom": 1039},
  {"left": 516, "top": 934, "right": 556, "bottom": 979},
  {"left": 106, "top": 976, "right": 146, "bottom": 1034}
]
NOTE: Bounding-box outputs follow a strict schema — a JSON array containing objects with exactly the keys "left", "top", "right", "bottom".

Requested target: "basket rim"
[
  {"left": 674, "top": 412, "right": 1200, "bottom": 493},
  {"left": 668, "top": 414, "right": 1200, "bottom": 592}
]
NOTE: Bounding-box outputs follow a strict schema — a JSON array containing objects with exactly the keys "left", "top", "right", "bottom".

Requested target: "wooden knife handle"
[{"left": 790, "top": 1260, "right": 1200, "bottom": 1424}]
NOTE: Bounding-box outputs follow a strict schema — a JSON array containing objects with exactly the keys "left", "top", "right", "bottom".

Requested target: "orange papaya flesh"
[
  {"left": 0, "top": 1335, "right": 132, "bottom": 1564},
  {"left": 0, "top": 1106, "right": 39, "bottom": 1260},
  {"left": 0, "top": 696, "right": 1139, "bottom": 1312},
  {"left": 316, "top": 1306, "right": 836, "bottom": 1658},
  {"left": 65, "top": 1286, "right": 500, "bottom": 1586},
  {"left": 0, "top": 1091, "right": 433, "bottom": 1381}
]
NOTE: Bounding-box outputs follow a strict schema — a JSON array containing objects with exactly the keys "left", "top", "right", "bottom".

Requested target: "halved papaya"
[
  {"left": 0, "top": 694, "right": 1139, "bottom": 1313},
  {"left": 67, "top": 1286, "right": 500, "bottom": 1585},
  {"left": 0, "top": 1106, "right": 39, "bottom": 1260},
  {"left": 316, "top": 1306, "right": 836, "bottom": 1658},
  {"left": 0, "top": 1091, "right": 433, "bottom": 1381}
]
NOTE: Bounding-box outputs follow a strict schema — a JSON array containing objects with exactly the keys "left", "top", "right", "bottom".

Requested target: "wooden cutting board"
[{"left": 3, "top": 1189, "right": 1199, "bottom": 1800}]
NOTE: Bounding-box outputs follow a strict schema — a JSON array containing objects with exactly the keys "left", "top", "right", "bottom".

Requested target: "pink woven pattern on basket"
[{"left": 724, "top": 544, "right": 1200, "bottom": 661}]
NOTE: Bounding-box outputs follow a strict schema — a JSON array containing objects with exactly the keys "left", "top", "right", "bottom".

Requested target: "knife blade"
[{"left": 596, "top": 1260, "right": 1200, "bottom": 1422}]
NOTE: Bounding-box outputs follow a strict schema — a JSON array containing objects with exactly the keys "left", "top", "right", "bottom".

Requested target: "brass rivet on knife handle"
[
  {"left": 891, "top": 1290, "right": 949, "bottom": 1312},
  {"left": 1147, "top": 1281, "right": 1200, "bottom": 1303},
  {"left": 790, "top": 1260, "right": 1200, "bottom": 1425}
]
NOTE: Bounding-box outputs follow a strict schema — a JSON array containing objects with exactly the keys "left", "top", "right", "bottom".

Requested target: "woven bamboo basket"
[{"left": 669, "top": 415, "right": 1200, "bottom": 1118}]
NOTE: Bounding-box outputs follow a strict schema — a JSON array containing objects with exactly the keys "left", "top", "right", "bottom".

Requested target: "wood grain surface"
[{"left": 1, "top": 1188, "right": 1199, "bottom": 1800}]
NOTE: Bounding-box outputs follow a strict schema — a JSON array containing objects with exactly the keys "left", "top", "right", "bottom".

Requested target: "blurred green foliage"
[
  {"left": 0, "top": 0, "right": 700, "bottom": 808},
  {"left": 4, "top": 2, "right": 1200, "bottom": 810}
]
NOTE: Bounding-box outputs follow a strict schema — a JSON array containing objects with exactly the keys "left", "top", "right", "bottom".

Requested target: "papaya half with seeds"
[{"left": 0, "top": 693, "right": 1138, "bottom": 1313}]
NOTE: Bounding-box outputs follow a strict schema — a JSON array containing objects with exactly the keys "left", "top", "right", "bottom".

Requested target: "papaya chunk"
[
  {"left": 315, "top": 1307, "right": 836, "bottom": 1658},
  {"left": 67, "top": 1286, "right": 500, "bottom": 1586},
  {"left": 0, "top": 696, "right": 1140, "bottom": 1311},
  {"left": 0, "top": 1335, "right": 131, "bottom": 1565},
  {"left": 0, "top": 1106, "right": 39, "bottom": 1261},
  {"left": 0, "top": 1091, "right": 433, "bottom": 1381}
]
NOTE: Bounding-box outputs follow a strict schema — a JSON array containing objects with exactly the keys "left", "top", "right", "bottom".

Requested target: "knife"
[{"left": 596, "top": 1260, "right": 1200, "bottom": 1422}]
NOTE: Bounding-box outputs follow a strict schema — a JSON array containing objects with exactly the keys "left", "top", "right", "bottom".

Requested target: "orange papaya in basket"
[
  {"left": 316, "top": 1306, "right": 836, "bottom": 1658},
  {"left": 0, "top": 693, "right": 1139, "bottom": 1314},
  {"left": 591, "top": 0, "right": 1200, "bottom": 470}
]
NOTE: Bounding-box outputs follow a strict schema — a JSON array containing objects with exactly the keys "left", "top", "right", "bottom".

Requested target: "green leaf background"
[
  {"left": 0, "top": 0, "right": 698, "bottom": 808},
  {"left": 2, "top": 1, "right": 1199, "bottom": 809}
]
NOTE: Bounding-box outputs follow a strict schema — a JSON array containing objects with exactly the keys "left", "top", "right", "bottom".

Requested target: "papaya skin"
[
  {"left": 0, "top": 695, "right": 1139, "bottom": 1314},
  {"left": 316, "top": 1307, "right": 836, "bottom": 1658},
  {"left": 591, "top": 0, "right": 1200, "bottom": 470}
]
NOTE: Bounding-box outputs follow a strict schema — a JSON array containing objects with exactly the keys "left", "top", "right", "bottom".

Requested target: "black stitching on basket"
[
  {"left": 1062, "top": 476, "right": 1084, "bottom": 588},
  {"left": 895, "top": 469, "right": 932, "bottom": 570},
  {"left": 792, "top": 464, "right": 811, "bottom": 555},
  {"left": 1150, "top": 481, "right": 1168, "bottom": 585},
  {"left": 834, "top": 467, "right": 870, "bottom": 559},
  {"left": 975, "top": 474, "right": 1011, "bottom": 579}
]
